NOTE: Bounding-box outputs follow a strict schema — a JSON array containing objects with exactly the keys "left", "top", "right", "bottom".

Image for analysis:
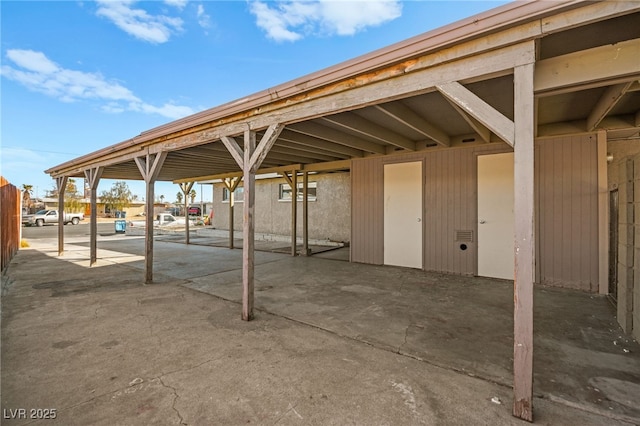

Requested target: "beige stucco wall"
[{"left": 211, "top": 172, "right": 350, "bottom": 243}]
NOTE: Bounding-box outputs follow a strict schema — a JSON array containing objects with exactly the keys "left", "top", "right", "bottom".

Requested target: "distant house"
[
  {"left": 41, "top": 197, "right": 146, "bottom": 217},
  {"left": 208, "top": 172, "right": 349, "bottom": 243}
]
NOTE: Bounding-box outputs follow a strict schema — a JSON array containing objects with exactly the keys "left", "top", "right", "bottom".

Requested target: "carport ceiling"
[{"left": 56, "top": 8, "right": 640, "bottom": 183}]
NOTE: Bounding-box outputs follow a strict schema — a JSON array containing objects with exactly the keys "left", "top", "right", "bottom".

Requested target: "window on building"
[
  {"left": 278, "top": 182, "right": 317, "bottom": 201},
  {"left": 222, "top": 186, "right": 244, "bottom": 203}
]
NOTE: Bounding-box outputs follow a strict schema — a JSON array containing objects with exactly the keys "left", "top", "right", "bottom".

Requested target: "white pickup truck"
[
  {"left": 23, "top": 210, "right": 85, "bottom": 227},
  {"left": 127, "top": 213, "right": 185, "bottom": 228}
]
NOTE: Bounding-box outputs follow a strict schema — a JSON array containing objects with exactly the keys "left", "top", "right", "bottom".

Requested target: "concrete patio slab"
[{"left": 2, "top": 236, "right": 639, "bottom": 425}]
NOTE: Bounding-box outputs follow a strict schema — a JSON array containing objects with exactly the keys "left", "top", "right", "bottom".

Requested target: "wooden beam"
[
  {"left": 223, "top": 177, "right": 241, "bottom": 249},
  {"left": 436, "top": 81, "right": 515, "bottom": 146},
  {"left": 135, "top": 152, "right": 168, "bottom": 284},
  {"left": 281, "top": 171, "right": 298, "bottom": 257},
  {"left": 301, "top": 159, "right": 351, "bottom": 172},
  {"left": 587, "top": 82, "right": 633, "bottom": 131},
  {"left": 249, "top": 123, "right": 285, "bottom": 172},
  {"left": 442, "top": 100, "right": 491, "bottom": 143},
  {"left": 535, "top": 39, "right": 640, "bottom": 96},
  {"left": 512, "top": 62, "right": 535, "bottom": 422},
  {"left": 84, "top": 167, "right": 103, "bottom": 265},
  {"left": 175, "top": 164, "right": 302, "bottom": 184},
  {"left": 242, "top": 130, "right": 256, "bottom": 321},
  {"left": 220, "top": 136, "right": 244, "bottom": 169},
  {"left": 279, "top": 130, "right": 364, "bottom": 158},
  {"left": 375, "top": 102, "right": 451, "bottom": 147},
  {"left": 288, "top": 121, "right": 386, "bottom": 154},
  {"left": 275, "top": 139, "right": 351, "bottom": 159},
  {"left": 302, "top": 171, "right": 310, "bottom": 256},
  {"left": 597, "top": 131, "right": 609, "bottom": 295},
  {"left": 179, "top": 182, "right": 194, "bottom": 245},
  {"left": 56, "top": 176, "right": 68, "bottom": 256},
  {"left": 321, "top": 113, "right": 416, "bottom": 151}
]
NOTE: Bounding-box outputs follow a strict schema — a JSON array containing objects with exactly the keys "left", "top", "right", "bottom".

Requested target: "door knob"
[
  {"left": 417, "top": 218, "right": 422, "bottom": 222},
  {"left": 479, "top": 220, "right": 486, "bottom": 224}
]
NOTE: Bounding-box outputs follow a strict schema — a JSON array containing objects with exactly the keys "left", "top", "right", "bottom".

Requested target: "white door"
[
  {"left": 384, "top": 161, "right": 423, "bottom": 268},
  {"left": 477, "top": 152, "right": 514, "bottom": 280}
]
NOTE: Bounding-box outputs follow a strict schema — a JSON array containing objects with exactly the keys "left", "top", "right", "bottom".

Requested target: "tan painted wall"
[
  {"left": 352, "top": 136, "right": 601, "bottom": 291},
  {"left": 536, "top": 136, "right": 599, "bottom": 291},
  {"left": 351, "top": 143, "right": 509, "bottom": 272},
  {"left": 211, "top": 172, "right": 350, "bottom": 242}
]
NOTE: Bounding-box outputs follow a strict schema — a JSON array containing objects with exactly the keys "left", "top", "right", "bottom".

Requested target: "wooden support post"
[
  {"left": 513, "top": 62, "right": 535, "bottom": 422},
  {"left": 180, "top": 182, "right": 194, "bottom": 245},
  {"left": 597, "top": 131, "right": 609, "bottom": 295},
  {"left": 243, "top": 130, "right": 256, "bottom": 321},
  {"left": 282, "top": 171, "right": 298, "bottom": 256},
  {"left": 221, "top": 123, "right": 284, "bottom": 321},
  {"left": 223, "top": 177, "right": 241, "bottom": 249},
  {"left": 56, "top": 176, "right": 68, "bottom": 256},
  {"left": 84, "top": 167, "right": 103, "bottom": 265},
  {"left": 134, "top": 152, "right": 167, "bottom": 284},
  {"left": 302, "top": 171, "right": 309, "bottom": 256}
]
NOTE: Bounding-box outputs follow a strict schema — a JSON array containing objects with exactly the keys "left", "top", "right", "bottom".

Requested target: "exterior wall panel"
[
  {"left": 352, "top": 137, "right": 600, "bottom": 291},
  {"left": 351, "top": 158, "right": 384, "bottom": 264},
  {"left": 536, "top": 135, "right": 599, "bottom": 291}
]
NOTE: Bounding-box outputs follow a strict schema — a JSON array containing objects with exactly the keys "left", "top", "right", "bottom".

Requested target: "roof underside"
[{"left": 47, "top": 3, "right": 640, "bottom": 183}]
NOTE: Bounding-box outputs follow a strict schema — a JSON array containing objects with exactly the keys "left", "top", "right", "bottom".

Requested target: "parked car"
[
  {"left": 23, "top": 210, "right": 84, "bottom": 227},
  {"left": 127, "top": 213, "right": 185, "bottom": 228}
]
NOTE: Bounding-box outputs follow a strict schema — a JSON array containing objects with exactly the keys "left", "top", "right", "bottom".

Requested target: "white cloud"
[
  {"left": 1, "top": 49, "right": 195, "bottom": 120},
  {"left": 165, "top": 0, "right": 188, "bottom": 9},
  {"left": 95, "top": 0, "right": 184, "bottom": 44},
  {"left": 249, "top": 0, "right": 402, "bottom": 42},
  {"left": 196, "top": 4, "right": 211, "bottom": 29}
]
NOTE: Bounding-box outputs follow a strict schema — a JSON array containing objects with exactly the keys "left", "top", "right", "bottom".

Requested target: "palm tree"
[
  {"left": 22, "top": 184, "right": 33, "bottom": 212},
  {"left": 189, "top": 189, "right": 196, "bottom": 204},
  {"left": 159, "top": 194, "right": 165, "bottom": 204},
  {"left": 176, "top": 192, "right": 183, "bottom": 204}
]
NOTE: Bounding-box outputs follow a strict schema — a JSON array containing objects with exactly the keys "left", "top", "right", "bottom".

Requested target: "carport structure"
[{"left": 45, "top": 1, "right": 640, "bottom": 421}]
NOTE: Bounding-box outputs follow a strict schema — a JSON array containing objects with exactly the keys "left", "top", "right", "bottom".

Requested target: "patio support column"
[
  {"left": 56, "top": 176, "right": 68, "bottom": 256},
  {"left": 221, "top": 123, "right": 284, "bottom": 320},
  {"left": 84, "top": 167, "right": 103, "bottom": 265},
  {"left": 513, "top": 62, "right": 535, "bottom": 422},
  {"left": 179, "top": 182, "right": 195, "bottom": 244},
  {"left": 302, "top": 171, "right": 310, "bottom": 256},
  {"left": 135, "top": 152, "right": 167, "bottom": 284},
  {"left": 281, "top": 170, "right": 298, "bottom": 256},
  {"left": 223, "top": 177, "right": 242, "bottom": 249}
]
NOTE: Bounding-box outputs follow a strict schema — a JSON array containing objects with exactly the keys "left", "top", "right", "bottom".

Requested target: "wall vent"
[{"left": 455, "top": 230, "right": 474, "bottom": 242}]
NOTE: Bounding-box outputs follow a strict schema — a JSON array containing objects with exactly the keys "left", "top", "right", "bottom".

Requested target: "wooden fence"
[{"left": 1, "top": 176, "right": 21, "bottom": 272}]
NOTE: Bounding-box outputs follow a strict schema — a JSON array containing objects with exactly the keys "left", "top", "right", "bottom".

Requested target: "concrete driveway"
[{"left": 2, "top": 234, "right": 639, "bottom": 425}]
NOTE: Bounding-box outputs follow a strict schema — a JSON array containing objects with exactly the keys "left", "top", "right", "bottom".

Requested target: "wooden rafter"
[
  {"left": 587, "top": 82, "right": 633, "bottom": 131},
  {"left": 288, "top": 121, "right": 386, "bottom": 155},
  {"left": 375, "top": 102, "right": 451, "bottom": 147},
  {"left": 436, "top": 81, "right": 515, "bottom": 147},
  {"left": 321, "top": 112, "right": 416, "bottom": 151}
]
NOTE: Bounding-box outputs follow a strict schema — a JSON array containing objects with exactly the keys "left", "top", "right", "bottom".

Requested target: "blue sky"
[{"left": 1, "top": 0, "right": 508, "bottom": 203}]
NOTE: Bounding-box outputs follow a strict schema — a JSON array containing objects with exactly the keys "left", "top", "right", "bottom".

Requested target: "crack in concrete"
[
  {"left": 159, "top": 377, "right": 186, "bottom": 425},
  {"left": 273, "top": 402, "right": 303, "bottom": 425},
  {"left": 398, "top": 322, "right": 411, "bottom": 353}
]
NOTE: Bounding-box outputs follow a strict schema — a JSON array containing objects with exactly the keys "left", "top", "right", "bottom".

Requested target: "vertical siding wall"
[
  {"left": 537, "top": 135, "right": 599, "bottom": 291},
  {"left": 1, "top": 176, "right": 21, "bottom": 273},
  {"left": 352, "top": 136, "right": 600, "bottom": 289},
  {"left": 352, "top": 144, "right": 507, "bottom": 272}
]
